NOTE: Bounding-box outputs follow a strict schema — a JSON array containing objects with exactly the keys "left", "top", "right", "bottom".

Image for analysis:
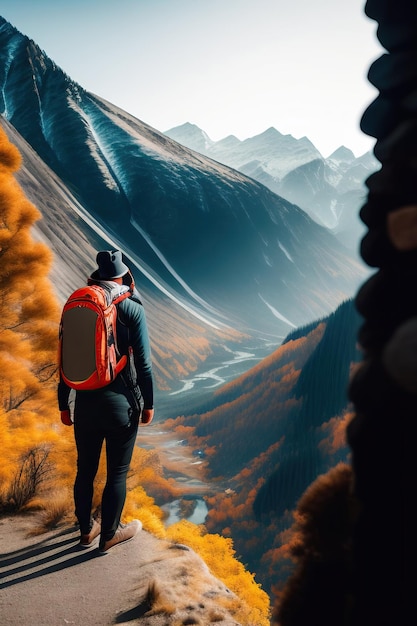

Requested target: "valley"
[{"left": 155, "top": 336, "right": 279, "bottom": 417}]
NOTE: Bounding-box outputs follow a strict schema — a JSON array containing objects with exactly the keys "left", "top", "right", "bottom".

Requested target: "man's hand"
[
  {"left": 60, "top": 410, "right": 73, "bottom": 426},
  {"left": 141, "top": 408, "right": 154, "bottom": 425}
]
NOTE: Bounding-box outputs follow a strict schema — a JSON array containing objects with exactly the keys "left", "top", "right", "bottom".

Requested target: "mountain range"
[{"left": 164, "top": 122, "right": 379, "bottom": 250}]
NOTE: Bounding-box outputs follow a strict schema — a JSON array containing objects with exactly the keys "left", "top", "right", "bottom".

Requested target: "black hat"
[{"left": 96, "top": 250, "right": 129, "bottom": 279}]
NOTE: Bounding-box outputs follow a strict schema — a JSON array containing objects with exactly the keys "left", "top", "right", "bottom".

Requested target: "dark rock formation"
[{"left": 347, "top": 1, "right": 417, "bottom": 624}]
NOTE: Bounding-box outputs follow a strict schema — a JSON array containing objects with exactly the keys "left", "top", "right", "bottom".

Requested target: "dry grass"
[
  {"left": 138, "top": 542, "right": 244, "bottom": 625},
  {"left": 24, "top": 492, "right": 73, "bottom": 535}
]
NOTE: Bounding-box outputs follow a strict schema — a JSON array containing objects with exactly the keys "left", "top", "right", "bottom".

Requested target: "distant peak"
[
  {"left": 163, "top": 123, "right": 214, "bottom": 150},
  {"left": 328, "top": 145, "right": 355, "bottom": 162},
  {"left": 165, "top": 122, "right": 202, "bottom": 133},
  {"left": 258, "top": 127, "right": 282, "bottom": 137},
  {"left": 218, "top": 134, "right": 240, "bottom": 142}
]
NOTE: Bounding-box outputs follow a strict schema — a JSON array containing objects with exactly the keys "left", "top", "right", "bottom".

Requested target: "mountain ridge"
[{"left": 164, "top": 121, "right": 379, "bottom": 248}]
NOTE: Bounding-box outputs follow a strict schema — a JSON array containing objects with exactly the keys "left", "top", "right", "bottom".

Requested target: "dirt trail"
[{"left": 0, "top": 514, "right": 242, "bottom": 625}]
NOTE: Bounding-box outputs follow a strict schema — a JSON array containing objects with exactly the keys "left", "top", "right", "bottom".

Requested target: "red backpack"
[{"left": 59, "top": 282, "right": 131, "bottom": 391}]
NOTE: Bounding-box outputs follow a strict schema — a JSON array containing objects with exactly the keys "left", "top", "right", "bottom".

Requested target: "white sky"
[{"left": 1, "top": 0, "right": 382, "bottom": 157}]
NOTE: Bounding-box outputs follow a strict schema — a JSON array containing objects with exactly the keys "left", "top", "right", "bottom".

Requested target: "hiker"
[{"left": 58, "top": 249, "right": 154, "bottom": 554}]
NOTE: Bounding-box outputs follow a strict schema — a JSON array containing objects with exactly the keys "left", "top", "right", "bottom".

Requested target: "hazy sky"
[{"left": 1, "top": 0, "right": 382, "bottom": 157}]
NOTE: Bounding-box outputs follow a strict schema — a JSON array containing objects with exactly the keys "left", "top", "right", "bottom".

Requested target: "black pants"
[{"left": 73, "top": 390, "right": 138, "bottom": 540}]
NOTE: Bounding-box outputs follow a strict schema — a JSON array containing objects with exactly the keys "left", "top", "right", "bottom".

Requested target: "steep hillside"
[
  {"left": 1, "top": 118, "right": 245, "bottom": 397},
  {"left": 161, "top": 299, "right": 362, "bottom": 596}
]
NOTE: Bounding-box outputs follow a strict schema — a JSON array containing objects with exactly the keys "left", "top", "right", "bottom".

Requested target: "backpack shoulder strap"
[{"left": 87, "top": 278, "right": 132, "bottom": 306}]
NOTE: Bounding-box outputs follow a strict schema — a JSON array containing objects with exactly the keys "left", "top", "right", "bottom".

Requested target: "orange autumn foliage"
[
  {"left": 319, "top": 410, "right": 354, "bottom": 456},
  {"left": 270, "top": 464, "right": 355, "bottom": 625},
  {"left": 0, "top": 125, "right": 65, "bottom": 509}
]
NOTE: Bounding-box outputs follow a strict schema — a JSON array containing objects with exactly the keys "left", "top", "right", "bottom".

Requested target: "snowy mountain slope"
[{"left": 0, "top": 17, "right": 367, "bottom": 343}]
